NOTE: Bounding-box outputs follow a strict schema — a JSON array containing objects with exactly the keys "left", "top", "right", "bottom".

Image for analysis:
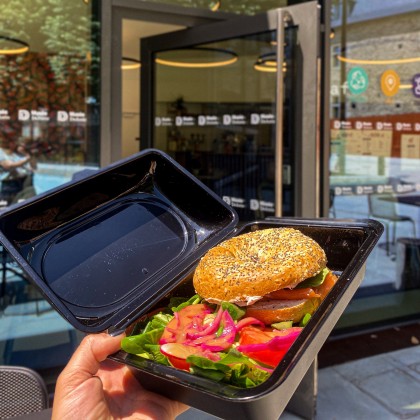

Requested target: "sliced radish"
[{"left": 160, "top": 343, "right": 202, "bottom": 371}]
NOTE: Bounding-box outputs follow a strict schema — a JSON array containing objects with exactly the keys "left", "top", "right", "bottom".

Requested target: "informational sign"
[
  {"left": 175, "top": 115, "right": 195, "bottom": 126},
  {"left": 380, "top": 70, "right": 400, "bottom": 97},
  {"left": 412, "top": 74, "right": 420, "bottom": 98},
  {"left": 155, "top": 116, "right": 173, "bottom": 127},
  {"left": 57, "top": 111, "right": 87, "bottom": 123},
  {"left": 154, "top": 112, "right": 276, "bottom": 127},
  {"left": 401, "top": 134, "right": 420, "bottom": 159},
  {"left": 331, "top": 129, "right": 392, "bottom": 157},
  {"left": 347, "top": 67, "right": 369, "bottom": 95},
  {"left": 18, "top": 109, "right": 49, "bottom": 122},
  {"left": 198, "top": 115, "right": 220, "bottom": 126}
]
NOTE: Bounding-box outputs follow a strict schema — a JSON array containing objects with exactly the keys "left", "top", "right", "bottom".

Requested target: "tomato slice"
[
  {"left": 265, "top": 272, "right": 338, "bottom": 301},
  {"left": 238, "top": 326, "right": 302, "bottom": 368}
]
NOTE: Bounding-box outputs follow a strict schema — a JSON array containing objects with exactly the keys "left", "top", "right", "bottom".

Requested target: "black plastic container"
[{"left": 0, "top": 149, "right": 383, "bottom": 420}]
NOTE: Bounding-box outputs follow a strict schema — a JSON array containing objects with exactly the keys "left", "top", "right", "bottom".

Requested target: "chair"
[
  {"left": 368, "top": 193, "right": 416, "bottom": 256},
  {"left": 0, "top": 365, "right": 49, "bottom": 418}
]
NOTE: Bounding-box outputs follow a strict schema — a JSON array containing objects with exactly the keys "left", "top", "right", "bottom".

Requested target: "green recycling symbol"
[{"left": 347, "top": 67, "right": 369, "bottom": 95}]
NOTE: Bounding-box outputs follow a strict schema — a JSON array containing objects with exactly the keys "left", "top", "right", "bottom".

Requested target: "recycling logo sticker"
[{"left": 347, "top": 67, "right": 369, "bottom": 95}]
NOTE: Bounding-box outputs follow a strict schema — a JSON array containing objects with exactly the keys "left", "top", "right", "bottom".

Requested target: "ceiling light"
[
  {"left": 254, "top": 52, "right": 287, "bottom": 73},
  {"left": 155, "top": 47, "right": 237, "bottom": 68},
  {"left": 336, "top": 55, "right": 420, "bottom": 65},
  {"left": 0, "top": 35, "right": 29, "bottom": 55},
  {"left": 121, "top": 57, "right": 141, "bottom": 70}
]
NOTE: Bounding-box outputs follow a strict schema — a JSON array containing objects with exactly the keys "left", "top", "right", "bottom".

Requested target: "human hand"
[{"left": 52, "top": 333, "right": 189, "bottom": 420}]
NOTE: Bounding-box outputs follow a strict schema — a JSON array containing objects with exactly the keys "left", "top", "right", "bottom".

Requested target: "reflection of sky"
[{"left": 332, "top": 0, "right": 420, "bottom": 25}]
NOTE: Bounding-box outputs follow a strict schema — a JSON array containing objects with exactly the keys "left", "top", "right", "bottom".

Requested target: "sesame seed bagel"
[{"left": 193, "top": 227, "right": 327, "bottom": 305}]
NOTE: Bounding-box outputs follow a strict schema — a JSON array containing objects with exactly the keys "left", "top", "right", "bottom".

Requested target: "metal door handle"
[{"left": 275, "top": 9, "right": 291, "bottom": 217}]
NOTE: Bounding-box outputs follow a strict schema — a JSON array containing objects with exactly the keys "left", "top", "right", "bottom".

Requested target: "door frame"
[
  {"left": 100, "top": 0, "right": 234, "bottom": 166},
  {"left": 140, "top": 2, "right": 324, "bottom": 217}
]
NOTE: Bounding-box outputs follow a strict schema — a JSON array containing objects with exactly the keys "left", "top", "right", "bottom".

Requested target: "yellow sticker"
[{"left": 380, "top": 70, "right": 400, "bottom": 97}]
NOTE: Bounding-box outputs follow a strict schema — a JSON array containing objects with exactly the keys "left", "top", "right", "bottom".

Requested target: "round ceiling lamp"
[
  {"left": 0, "top": 35, "right": 29, "bottom": 55},
  {"left": 254, "top": 52, "right": 277, "bottom": 72},
  {"left": 155, "top": 47, "right": 238, "bottom": 68},
  {"left": 336, "top": 55, "right": 420, "bottom": 65},
  {"left": 254, "top": 52, "right": 287, "bottom": 73},
  {"left": 121, "top": 57, "right": 141, "bottom": 70}
]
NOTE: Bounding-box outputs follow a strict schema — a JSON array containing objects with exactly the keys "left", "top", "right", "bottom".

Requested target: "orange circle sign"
[{"left": 380, "top": 70, "right": 400, "bottom": 97}]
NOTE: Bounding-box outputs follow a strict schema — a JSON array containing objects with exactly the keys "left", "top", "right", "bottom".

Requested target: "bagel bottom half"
[
  {"left": 244, "top": 270, "right": 338, "bottom": 324},
  {"left": 245, "top": 298, "right": 320, "bottom": 324}
]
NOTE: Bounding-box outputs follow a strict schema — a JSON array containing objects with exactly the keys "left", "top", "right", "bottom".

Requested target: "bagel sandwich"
[{"left": 193, "top": 227, "right": 338, "bottom": 325}]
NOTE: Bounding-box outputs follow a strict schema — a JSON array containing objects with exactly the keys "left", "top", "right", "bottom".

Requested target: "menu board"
[
  {"left": 401, "top": 134, "right": 420, "bottom": 159},
  {"left": 331, "top": 129, "right": 392, "bottom": 157}
]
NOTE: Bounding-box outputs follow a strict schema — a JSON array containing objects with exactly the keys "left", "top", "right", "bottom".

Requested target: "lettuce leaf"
[
  {"left": 143, "top": 313, "right": 173, "bottom": 333},
  {"left": 170, "top": 294, "right": 202, "bottom": 312},
  {"left": 122, "top": 328, "right": 164, "bottom": 357},
  {"left": 296, "top": 267, "right": 329, "bottom": 289},
  {"left": 230, "top": 363, "right": 270, "bottom": 388},
  {"left": 187, "top": 349, "right": 271, "bottom": 388},
  {"left": 221, "top": 302, "right": 246, "bottom": 321}
]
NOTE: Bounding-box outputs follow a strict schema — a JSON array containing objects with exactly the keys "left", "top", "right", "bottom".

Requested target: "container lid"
[{"left": 0, "top": 149, "right": 238, "bottom": 333}]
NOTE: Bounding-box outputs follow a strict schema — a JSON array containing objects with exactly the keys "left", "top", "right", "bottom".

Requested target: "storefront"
[{"left": 0, "top": 0, "right": 419, "bottom": 390}]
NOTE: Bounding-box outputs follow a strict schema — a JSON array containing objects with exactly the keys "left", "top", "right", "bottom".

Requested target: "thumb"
[{"left": 58, "top": 333, "right": 125, "bottom": 388}]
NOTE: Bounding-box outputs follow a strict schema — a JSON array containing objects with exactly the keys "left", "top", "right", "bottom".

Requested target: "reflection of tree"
[
  {"left": 0, "top": 0, "right": 100, "bottom": 86},
  {"left": 41, "top": 1, "right": 99, "bottom": 84},
  {"left": 0, "top": 0, "right": 99, "bottom": 163}
]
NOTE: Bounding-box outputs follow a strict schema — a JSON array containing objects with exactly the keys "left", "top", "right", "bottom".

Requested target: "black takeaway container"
[{"left": 0, "top": 149, "right": 383, "bottom": 419}]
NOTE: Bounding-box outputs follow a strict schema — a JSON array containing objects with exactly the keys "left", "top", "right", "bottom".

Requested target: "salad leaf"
[
  {"left": 189, "top": 365, "right": 228, "bottom": 382},
  {"left": 272, "top": 321, "right": 293, "bottom": 330},
  {"left": 187, "top": 349, "right": 272, "bottom": 388},
  {"left": 300, "top": 313, "right": 311, "bottom": 327},
  {"left": 230, "top": 363, "right": 270, "bottom": 388},
  {"left": 296, "top": 268, "right": 329, "bottom": 289},
  {"left": 144, "top": 313, "right": 173, "bottom": 333},
  {"left": 144, "top": 344, "right": 170, "bottom": 365},
  {"left": 121, "top": 327, "right": 164, "bottom": 356},
  {"left": 221, "top": 302, "right": 246, "bottom": 321},
  {"left": 171, "top": 294, "right": 202, "bottom": 312}
]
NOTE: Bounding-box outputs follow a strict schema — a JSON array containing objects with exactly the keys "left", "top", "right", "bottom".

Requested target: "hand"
[{"left": 52, "top": 333, "right": 189, "bottom": 420}]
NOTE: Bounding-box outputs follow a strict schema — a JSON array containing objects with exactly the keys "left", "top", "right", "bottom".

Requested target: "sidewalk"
[
  {"left": 315, "top": 344, "right": 420, "bottom": 419},
  {"left": 177, "top": 344, "right": 420, "bottom": 420}
]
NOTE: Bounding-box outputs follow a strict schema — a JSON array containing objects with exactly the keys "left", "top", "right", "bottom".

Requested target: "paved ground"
[{"left": 177, "top": 344, "right": 420, "bottom": 420}]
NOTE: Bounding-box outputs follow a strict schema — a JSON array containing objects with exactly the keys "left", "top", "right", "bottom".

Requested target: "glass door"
[
  {"left": 141, "top": 2, "right": 321, "bottom": 220},
  {"left": 329, "top": 0, "right": 420, "bottom": 332}
]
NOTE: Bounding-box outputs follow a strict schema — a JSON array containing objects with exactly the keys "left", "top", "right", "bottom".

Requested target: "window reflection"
[
  {"left": 0, "top": 0, "right": 98, "bottom": 388},
  {"left": 329, "top": 0, "right": 420, "bottom": 329}
]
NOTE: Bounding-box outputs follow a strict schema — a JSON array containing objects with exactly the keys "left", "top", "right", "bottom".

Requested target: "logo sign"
[
  {"left": 347, "top": 67, "right": 369, "bottom": 95},
  {"left": 412, "top": 74, "right": 420, "bottom": 98},
  {"left": 18, "top": 109, "right": 31, "bottom": 121},
  {"left": 58, "top": 111, "right": 69, "bottom": 122},
  {"left": 381, "top": 70, "right": 400, "bottom": 97}
]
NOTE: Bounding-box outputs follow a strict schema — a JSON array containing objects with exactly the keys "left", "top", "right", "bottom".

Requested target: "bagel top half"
[{"left": 193, "top": 227, "right": 327, "bottom": 306}]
